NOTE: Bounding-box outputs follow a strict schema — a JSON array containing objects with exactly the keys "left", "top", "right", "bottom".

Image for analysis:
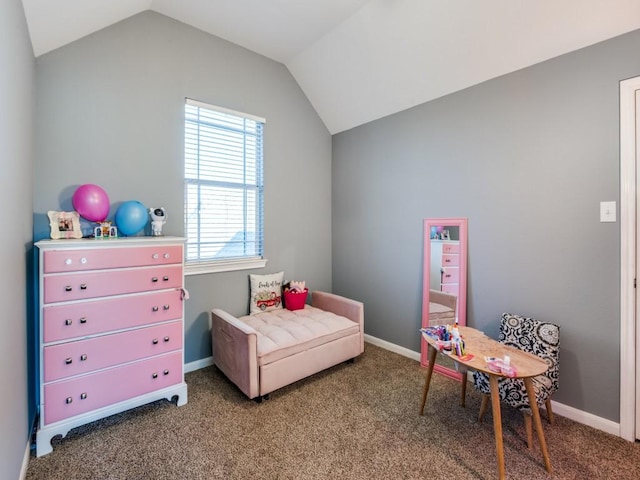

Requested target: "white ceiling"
[{"left": 21, "top": 0, "right": 640, "bottom": 134}]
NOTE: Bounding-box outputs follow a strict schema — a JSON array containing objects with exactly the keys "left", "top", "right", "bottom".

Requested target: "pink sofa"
[
  {"left": 428, "top": 289, "right": 457, "bottom": 327},
  {"left": 211, "top": 291, "right": 364, "bottom": 400}
]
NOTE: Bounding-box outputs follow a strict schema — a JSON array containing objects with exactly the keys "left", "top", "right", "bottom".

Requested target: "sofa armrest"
[
  {"left": 311, "top": 291, "right": 365, "bottom": 353},
  {"left": 210, "top": 308, "right": 260, "bottom": 399},
  {"left": 429, "top": 289, "right": 457, "bottom": 311}
]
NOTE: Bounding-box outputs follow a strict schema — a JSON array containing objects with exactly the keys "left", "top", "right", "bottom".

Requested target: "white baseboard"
[
  {"left": 185, "top": 355, "right": 213, "bottom": 373},
  {"left": 363, "top": 334, "right": 623, "bottom": 438},
  {"left": 364, "top": 333, "right": 421, "bottom": 361},
  {"left": 549, "top": 400, "right": 620, "bottom": 436},
  {"left": 20, "top": 439, "right": 30, "bottom": 480}
]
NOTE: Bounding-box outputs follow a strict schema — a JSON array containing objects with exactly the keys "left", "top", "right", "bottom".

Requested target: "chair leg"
[
  {"left": 545, "top": 399, "right": 555, "bottom": 425},
  {"left": 523, "top": 413, "right": 533, "bottom": 450},
  {"left": 478, "top": 394, "right": 489, "bottom": 421}
]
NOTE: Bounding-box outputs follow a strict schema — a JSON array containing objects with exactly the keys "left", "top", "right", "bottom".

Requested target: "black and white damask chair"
[{"left": 472, "top": 313, "right": 560, "bottom": 449}]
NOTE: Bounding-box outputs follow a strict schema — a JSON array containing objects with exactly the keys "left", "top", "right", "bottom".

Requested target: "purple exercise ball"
[{"left": 72, "top": 184, "right": 110, "bottom": 222}]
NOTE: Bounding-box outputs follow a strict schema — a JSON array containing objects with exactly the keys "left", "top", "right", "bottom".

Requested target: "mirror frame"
[{"left": 420, "top": 217, "right": 468, "bottom": 380}]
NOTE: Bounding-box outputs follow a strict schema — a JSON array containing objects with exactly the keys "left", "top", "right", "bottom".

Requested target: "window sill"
[{"left": 185, "top": 257, "right": 268, "bottom": 276}]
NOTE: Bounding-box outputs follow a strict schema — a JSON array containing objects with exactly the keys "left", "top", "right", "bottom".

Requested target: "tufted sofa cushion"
[
  {"left": 428, "top": 302, "right": 455, "bottom": 326},
  {"left": 238, "top": 305, "right": 359, "bottom": 366}
]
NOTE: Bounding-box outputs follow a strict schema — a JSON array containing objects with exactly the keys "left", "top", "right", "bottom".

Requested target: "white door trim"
[{"left": 620, "top": 75, "right": 640, "bottom": 442}]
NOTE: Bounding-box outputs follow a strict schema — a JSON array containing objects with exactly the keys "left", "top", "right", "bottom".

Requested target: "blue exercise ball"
[{"left": 115, "top": 201, "right": 148, "bottom": 236}]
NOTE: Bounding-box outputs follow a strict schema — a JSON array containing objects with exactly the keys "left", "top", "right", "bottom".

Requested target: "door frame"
[{"left": 620, "top": 75, "right": 640, "bottom": 442}]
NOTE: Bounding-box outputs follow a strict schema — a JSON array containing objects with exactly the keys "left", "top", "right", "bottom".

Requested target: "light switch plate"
[{"left": 600, "top": 201, "right": 616, "bottom": 222}]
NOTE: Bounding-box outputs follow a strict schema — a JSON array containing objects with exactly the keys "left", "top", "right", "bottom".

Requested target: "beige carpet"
[{"left": 26, "top": 344, "right": 640, "bottom": 479}]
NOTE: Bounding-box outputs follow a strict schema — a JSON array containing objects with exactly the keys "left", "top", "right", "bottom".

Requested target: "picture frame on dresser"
[
  {"left": 34, "top": 236, "right": 189, "bottom": 456},
  {"left": 47, "top": 211, "right": 82, "bottom": 239}
]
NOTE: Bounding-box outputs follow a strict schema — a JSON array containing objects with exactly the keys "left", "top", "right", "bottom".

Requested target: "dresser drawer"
[
  {"left": 441, "top": 283, "right": 458, "bottom": 294},
  {"left": 43, "top": 351, "right": 183, "bottom": 425},
  {"left": 43, "top": 265, "right": 182, "bottom": 303},
  {"left": 442, "top": 243, "right": 460, "bottom": 254},
  {"left": 441, "top": 254, "right": 459, "bottom": 267},
  {"left": 441, "top": 267, "right": 459, "bottom": 284},
  {"left": 43, "top": 245, "right": 182, "bottom": 273},
  {"left": 43, "top": 290, "right": 183, "bottom": 343},
  {"left": 43, "top": 321, "right": 182, "bottom": 382}
]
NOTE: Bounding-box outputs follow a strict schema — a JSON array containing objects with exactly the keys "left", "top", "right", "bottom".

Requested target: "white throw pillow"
[{"left": 249, "top": 272, "right": 284, "bottom": 314}]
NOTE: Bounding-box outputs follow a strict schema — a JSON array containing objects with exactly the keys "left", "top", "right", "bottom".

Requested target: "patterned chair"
[{"left": 472, "top": 313, "right": 560, "bottom": 449}]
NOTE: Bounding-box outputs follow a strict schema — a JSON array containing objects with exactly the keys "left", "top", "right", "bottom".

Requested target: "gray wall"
[
  {"left": 28, "top": 3, "right": 639, "bottom": 435},
  {"left": 34, "top": 11, "right": 332, "bottom": 364},
  {"left": 333, "top": 29, "right": 640, "bottom": 422},
  {"left": 1, "top": 0, "right": 35, "bottom": 477}
]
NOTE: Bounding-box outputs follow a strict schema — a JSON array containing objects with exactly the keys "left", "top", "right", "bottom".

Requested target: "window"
[{"left": 184, "top": 99, "right": 266, "bottom": 274}]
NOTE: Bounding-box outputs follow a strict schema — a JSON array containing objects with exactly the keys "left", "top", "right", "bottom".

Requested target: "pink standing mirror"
[{"left": 420, "top": 218, "right": 468, "bottom": 380}]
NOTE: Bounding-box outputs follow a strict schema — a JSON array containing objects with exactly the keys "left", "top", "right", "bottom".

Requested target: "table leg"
[
  {"left": 489, "top": 374, "right": 506, "bottom": 480},
  {"left": 524, "top": 377, "right": 553, "bottom": 473},
  {"left": 419, "top": 345, "right": 438, "bottom": 415}
]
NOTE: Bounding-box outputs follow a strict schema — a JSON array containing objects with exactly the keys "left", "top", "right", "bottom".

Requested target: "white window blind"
[{"left": 184, "top": 99, "right": 265, "bottom": 268}]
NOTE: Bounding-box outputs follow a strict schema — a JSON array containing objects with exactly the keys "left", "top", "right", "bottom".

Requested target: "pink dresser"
[
  {"left": 35, "top": 237, "right": 188, "bottom": 456},
  {"left": 429, "top": 240, "right": 460, "bottom": 294},
  {"left": 439, "top": 242, "right": 460, "bottom": 294}
]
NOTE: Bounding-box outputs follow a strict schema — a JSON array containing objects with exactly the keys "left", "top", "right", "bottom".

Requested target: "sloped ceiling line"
[{"left": 21, "top": 0, "right": 640, "bottom": 133}]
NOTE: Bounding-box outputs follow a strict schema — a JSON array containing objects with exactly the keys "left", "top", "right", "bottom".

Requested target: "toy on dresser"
[{"left": 149, "top": 207, "right": 166, "bottom": 236}]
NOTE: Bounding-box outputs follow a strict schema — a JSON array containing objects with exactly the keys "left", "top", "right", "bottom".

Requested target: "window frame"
[{"left": 183, "top": 98, "right": 268, "bottom": 276}]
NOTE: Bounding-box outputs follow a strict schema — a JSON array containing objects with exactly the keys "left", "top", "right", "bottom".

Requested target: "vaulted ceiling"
[{"left": 21, "top": 0, "right": 640, "bottom": 134}]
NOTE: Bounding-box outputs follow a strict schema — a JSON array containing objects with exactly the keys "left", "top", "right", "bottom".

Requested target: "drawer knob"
[
  {"left": 65, "top": 397, "right": 73, "bottom": 404},
  {"left": 65, "top": 258, "right": 72, "bottom": 265},
  {"left": 80, "top": 257, "right": 87, "bottom": 264},
  {"left": 80, "top": 393, "right": 87, "bottom": 400},
  {"left": 163, "top": 304, "right": 170, "bottom": 311},
  {"left": 80, "top": 354, "right": 87, "bottom": 361},
  {"left": 65, "top": 357, "right": 72, "bottom": 365},
  {"left": 65, "top": 319, "right": 72, "bottom": 326},
  {"left": 164, "top": 253, "right": 170, "bottom": 259},
  {"left": 80, "top": 284, "right": 87, "bottom": 290},
  {"left": 163, "top": 369, "right": 170, "bottom": 376},
  {"left": 152, "top": 253, "right": 159, "bottom": 259},
  {"left": 152, "top": 338, "right": 159, "bottom": 345},
  {"left": 65, "top": 286, "right": 72, "bottom": 292},
  {"left": 152, "top": 277, "right": 158, "bottom": 283},
  {"left": 152, "top": 306, "right": 159, "bottom": 312},
  {"left": 152, "top": 372, "right": 158, "bottom": 379},
  {"left": 163, "top": 336, "right": 170, "bottom": 342},
  {"left": 80, "top": 317, "right": 87, "bottom": 324},
  {"left": 163, "top": 276, "right": 169, "bottom": 281}
]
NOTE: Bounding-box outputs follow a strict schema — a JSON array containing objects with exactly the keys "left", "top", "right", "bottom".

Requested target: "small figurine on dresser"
[{"left": 149, "top": 207, "right": 166, "bottom": 236}]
